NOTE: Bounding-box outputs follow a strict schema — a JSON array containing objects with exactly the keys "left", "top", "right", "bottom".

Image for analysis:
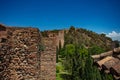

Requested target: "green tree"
[
  {"left": 88, "top": 46, "right": 105, "bottom": 55},
  {"left": 57, "top": 26, "right": 114, "bottom": 80}
]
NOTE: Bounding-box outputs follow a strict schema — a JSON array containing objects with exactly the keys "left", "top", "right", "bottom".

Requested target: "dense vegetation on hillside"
[
  {"left": 56, "top": 26, "right": 115, "bottom": 80},
  {"left": 64, "top": 26, "right": 112, "bottom": 51}
]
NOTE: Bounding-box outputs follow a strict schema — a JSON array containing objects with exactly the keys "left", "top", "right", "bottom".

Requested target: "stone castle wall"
[
  {"left": 40, "top": 30, "right": 64, "bottom": 80},
  {"left": 40, "top": 37, "right": 57, "bottom": 80},
  {"left": 0, "top": 25, "right": 41, "bottom": 80},
  {"left": 0, "top": 24, "right": 64, "bottom": 80},
  {"left": 56, "top": 30, "right": 64, "bottom": 48}
]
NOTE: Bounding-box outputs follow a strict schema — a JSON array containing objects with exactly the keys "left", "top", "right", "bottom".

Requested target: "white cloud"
[{"left": 106, "top": 31, "right": 120, "bottom": 41}]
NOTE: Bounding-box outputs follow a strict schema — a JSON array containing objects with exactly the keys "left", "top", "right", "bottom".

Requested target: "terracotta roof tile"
[
  {"left": 102, "top": 58, "right": 119, "bottom": 70},
  {"left": 97, "top": 56, "right": 113, "bottom": 67},
  {"left": 110, "top": 62, "right": 120, "bottom": 76},
  {"left": 92, "top": 47, "right": 120, "bottom": 80}
]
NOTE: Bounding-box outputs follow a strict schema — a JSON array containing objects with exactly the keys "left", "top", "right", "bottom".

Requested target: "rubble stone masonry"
[
  {"left": 40, "top": 30, "right": 64, "bottom": 80},
  {"left": 0, "top": 25, "right": 41, "bottom": 80},
  {"left": 40, "top": 37, "right": 56, "bottom": 80},
  {"left": 0, "top": 24, "right": 64, "bottom": 80}
]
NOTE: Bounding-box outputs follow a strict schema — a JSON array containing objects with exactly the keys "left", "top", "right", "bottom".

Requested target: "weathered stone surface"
[
  {"left": 40, "top": 31, "right": 64, "bottom": 80},
  {"left": 0, "top": 25, "right": 41, "bottom": 80},
  {"left": 0, "top": 25, "right": 64, "bottom": 80},
  {"left": 40, "top": 37, "right": 56, "bottom": 80}
]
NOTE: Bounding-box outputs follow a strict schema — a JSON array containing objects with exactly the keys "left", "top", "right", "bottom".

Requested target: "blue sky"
[{"left": 0, "top": 0, "right": 120, "bottom": 40}]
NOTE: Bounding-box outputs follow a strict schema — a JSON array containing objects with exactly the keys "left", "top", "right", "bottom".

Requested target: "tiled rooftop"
[{"left": 91, "top": 47, "right": 120, "bottom": 80}]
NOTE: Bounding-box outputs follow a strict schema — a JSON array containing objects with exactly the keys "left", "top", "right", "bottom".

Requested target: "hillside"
[
  {"left": 64, "top": 26, "right": 113, "bottom": 51},
  {"left": 41, "top": 26, "right": 113, "bottom": 51}
]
